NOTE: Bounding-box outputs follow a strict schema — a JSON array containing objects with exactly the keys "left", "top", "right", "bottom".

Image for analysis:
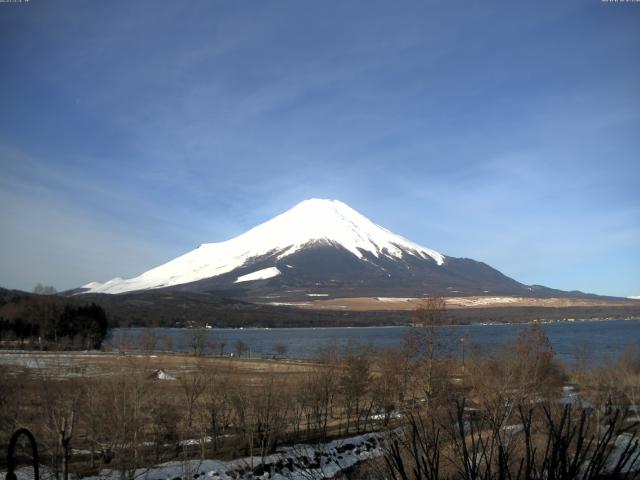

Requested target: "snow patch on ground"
[
  {"left": 267, "top": 302, "right": 312, "bottom": 307},
  {"left": 0, "top": 352, "right": 105, "bottom": 373},
  {"left": 234, "top": 267, "right": 281, "bottom": 283},
  {"left": 74, "top": 432, "right": 383, "bottom": 480},
  {"left": 0, "top": 466, "right": 57, "bottom": 480},
  {"left": 152, "top": 369, "right": 176, "bottom": 381}
]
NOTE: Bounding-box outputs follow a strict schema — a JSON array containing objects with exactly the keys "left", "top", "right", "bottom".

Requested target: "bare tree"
[
  {"left": 138, "top": 328, "right": 159, "bottom": 352},
  {"left": 573, "top": 340, "right": 592, "bottom": 381},
  {"left": 384, "top": 399, "right": 640, "bottom": 480},
  {"left": 403, "top": 295, "right": 451, "bottom": 405},
  {"left": 185, "top": 329, "right": 210, "bottom": 356},
  {"left": 33, "top": 283, "right": 57, "bottom": 295},
  {"left": 413, "top": 295, "right": 448, "bottom": 327},
  {"left": 273, "top": 342, "right": 288, "bottom": 358},
  {"left": 371, "top": 348, "right": 406, "bottom": 425},
  {"left": 149, "top": 399, "right": 180, "bottom": 461},
  {"left": 234, "top": 339, "right": 249, "bottom": 357},
  {"left": 218, "top": 339, "right": 227, "bottom": 356},
  {"left": 72, "top": 380, "right": 98, "bottom": 470},
  {"left": 202, "top": 369, "right": 234, "bottom": 454},
  {"left": 339, "top": 344, "right": 374, "bottom": 434},
  {"left": 253, "top": 374, "right": 291, "bottom": 461},
  {"left": 466, "top": 324, "right": 565, "bottom": 434},
  {"left": 616, "top": 342, "right": 640, "bottom": 408},
  {"left": 294, "top": 347, "right": 339, "bottom": 442},
  {"left": 180, "top": 370, "right": 206, "bottom": 433},
  {"left": 55, "top": 410, "right": 75, "bottom": 480},
  {"left": 39, "top": 379, "right": 81, "bottom": 480},
  {"left": 162, "top": 334, "right": 174, "bottom": 352},
  {"left": 99, "top": 364, "right": 152, "bottom": 480}
]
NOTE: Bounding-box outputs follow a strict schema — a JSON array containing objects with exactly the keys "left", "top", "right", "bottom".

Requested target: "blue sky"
[{"left": 1, "top": 0, "right": 638, "bottom": 296}]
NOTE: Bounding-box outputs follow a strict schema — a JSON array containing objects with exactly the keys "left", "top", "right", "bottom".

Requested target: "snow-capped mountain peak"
[
  {"left": 82, "top": 199, "right": 444, "bottom": 294},
  {"left": 228, "top": 199, "right": 444, "bottom": 263}
]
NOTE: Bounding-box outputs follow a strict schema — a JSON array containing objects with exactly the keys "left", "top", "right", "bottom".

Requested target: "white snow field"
[
  {"left": 82, "top": 199, "right": 445, "bottom": 294},
  {"left": 234, "top": 267, "right": 281, "bottom": 283}
]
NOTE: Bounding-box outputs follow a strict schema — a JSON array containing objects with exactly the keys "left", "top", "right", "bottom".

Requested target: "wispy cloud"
[{"left": 0, "top": 0, "right": 638, "bottom": 295}]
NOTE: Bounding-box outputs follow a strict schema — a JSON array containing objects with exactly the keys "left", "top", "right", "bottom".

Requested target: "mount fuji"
[{"left": 79, "top": 199, "right": 575, "bottom": 300}]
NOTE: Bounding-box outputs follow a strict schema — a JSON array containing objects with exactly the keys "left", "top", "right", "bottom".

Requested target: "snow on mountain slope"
[
  {"left": 82, "top": 199, "right": 445, "bottom": 294},
  {"left": 234, "top": 267, "right": 281, "bottom": 283}
]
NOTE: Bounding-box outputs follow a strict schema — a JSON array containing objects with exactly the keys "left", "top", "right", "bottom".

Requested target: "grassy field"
[{"left": 0, "top": 350, "right": 318, "bottom": 381}]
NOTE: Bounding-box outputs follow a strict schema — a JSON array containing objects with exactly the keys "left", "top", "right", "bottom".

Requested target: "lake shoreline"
[{"left": 1, "top": 319, "right": 637, "bottom": 365}]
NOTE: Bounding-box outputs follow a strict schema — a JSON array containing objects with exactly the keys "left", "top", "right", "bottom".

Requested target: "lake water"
[{"left": 108, "top": 319, "right": 639, "bottom": 365}]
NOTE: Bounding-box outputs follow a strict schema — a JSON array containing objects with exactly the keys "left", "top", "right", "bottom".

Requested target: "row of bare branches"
[{"left": 384, "top": 400, "right": 639, "bottom": 480}]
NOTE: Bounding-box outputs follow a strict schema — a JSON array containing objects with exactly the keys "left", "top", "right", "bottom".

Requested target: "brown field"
[
  {"left": 0, "top": 350, "right": 317, "bottom": 379},
  {"left": 1, "top": 328, "right": 638, "bottom": 480},
  {"left": 266, "top": 295, "right": 640, "bottom": 311}
]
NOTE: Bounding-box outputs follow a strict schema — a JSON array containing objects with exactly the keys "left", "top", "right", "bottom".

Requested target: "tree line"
[{"left": 0, "top": 291, "right": 108, "bottom": 350}]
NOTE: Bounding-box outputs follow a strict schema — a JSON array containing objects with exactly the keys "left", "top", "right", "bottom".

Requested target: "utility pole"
[{"left": 460, "top": 337, "right": 465, "bottom": 377}]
